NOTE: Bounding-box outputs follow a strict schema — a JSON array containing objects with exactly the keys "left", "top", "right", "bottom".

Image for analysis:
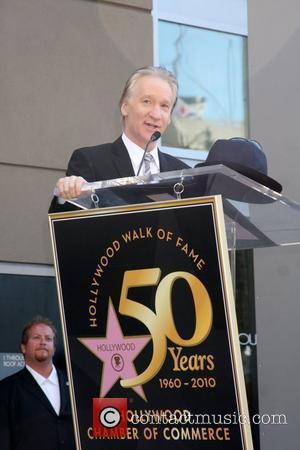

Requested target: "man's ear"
[
  {"left": 120, "top": 102, "right": 128, "bottom": 118},
  {"left": 20, "top": 344, "right": 25, "bottom": 355}
]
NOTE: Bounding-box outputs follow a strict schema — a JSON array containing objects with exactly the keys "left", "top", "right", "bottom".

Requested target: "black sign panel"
[{"left": 49, "top": 196, "right": 253, "bottom": 450}]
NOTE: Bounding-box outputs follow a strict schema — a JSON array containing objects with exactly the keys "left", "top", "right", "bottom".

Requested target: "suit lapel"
[
  {"left": 57, "top": 369, "right": 69, "bottom": 414},
  {"left": 158, "top": 149, "right": 169, "bottom": 172},
  {"left": 111, "top": 137, "right": 135, "bottom": 178},
  {"left": 20, "top": 368, "right": 57, "bottom": 415}
]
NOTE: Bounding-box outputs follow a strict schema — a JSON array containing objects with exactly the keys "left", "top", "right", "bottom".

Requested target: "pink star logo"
[{"left": 78, "top": 299, "right": 150, "bottom": 400}]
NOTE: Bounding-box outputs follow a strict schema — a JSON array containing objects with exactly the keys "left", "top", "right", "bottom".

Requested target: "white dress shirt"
[
  {"left": 26, "top": 364, "right": 61, "bottom": 415},
  {"left": 122, "top": 132, "right": 160, "bottom": 175}
]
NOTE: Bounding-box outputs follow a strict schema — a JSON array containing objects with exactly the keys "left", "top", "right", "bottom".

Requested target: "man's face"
[
  {"left": 121, "top": 75, "right": 174, "bottom": 150},
  {"left": 21, "top": 323, "right": 55, "bottom": 366}
]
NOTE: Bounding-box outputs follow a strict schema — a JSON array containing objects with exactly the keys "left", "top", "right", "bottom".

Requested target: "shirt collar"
[
  {"left": 26, "top": 364, "right": 59, "bottom": 386},
  {"left": 122, "top": 132, "right": 160, "bottom": 175}
]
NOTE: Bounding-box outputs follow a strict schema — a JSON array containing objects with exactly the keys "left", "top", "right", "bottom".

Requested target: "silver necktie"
[{"left": 143, "top": 153, "right": 154, "bottom": 176}]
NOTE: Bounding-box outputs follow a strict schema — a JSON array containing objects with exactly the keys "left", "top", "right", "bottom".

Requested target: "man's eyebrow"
[{"left": 31, "top": 333, "right": 53, "bottom": 338}]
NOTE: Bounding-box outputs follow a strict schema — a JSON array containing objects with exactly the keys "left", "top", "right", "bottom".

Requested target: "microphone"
[{"left": 136, "top": 131, "right": 161, "bottom": 176}]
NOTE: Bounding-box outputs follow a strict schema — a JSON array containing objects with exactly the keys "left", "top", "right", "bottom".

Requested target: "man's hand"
[{"left": 55, "top": 176, "right": 86, "bottom": 199}]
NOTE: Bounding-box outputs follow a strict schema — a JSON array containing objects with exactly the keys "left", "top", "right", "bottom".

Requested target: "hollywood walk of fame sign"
[{"left": 49, "top": 196, "right": 253, "bottom": 450}]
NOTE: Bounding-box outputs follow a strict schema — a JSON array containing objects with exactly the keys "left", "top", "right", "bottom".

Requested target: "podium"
[
  {"left": 55, "top": 164, "right": 299, "bottom": 251},
  {"left": 49, "top": 165, "right": 300, "bottom": 450}
]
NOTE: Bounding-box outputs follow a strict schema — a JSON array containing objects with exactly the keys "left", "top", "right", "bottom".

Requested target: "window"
[
  {"left": 0, "top": 263, "right": 65, "bottom": 380},
  {"left": 153, "top": 0, "right": 248, "bottom": 163}
]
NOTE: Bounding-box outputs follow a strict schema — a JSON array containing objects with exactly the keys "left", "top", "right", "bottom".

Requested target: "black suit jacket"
[
  {"left": 0, "top": 367, "right": 75, "bottom": 450},
  {"left": 49, "top": 136, "right": 189, "bottom": 212}
]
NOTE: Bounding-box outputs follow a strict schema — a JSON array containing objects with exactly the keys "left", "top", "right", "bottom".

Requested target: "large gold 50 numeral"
[{"left": 119, "top": 268, "right": 213, "bottom": 388}]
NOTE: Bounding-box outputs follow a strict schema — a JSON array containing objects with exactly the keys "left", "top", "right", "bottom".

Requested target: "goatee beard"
[{"left": 35, "top": 350, "right": 49, "bottom": 362}]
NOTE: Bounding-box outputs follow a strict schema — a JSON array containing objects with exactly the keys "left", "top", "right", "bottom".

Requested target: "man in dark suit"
[
  {"left": 0, "top": 317, "right": 75, "bottom": 450},
  {"left": 49, "top": 66, "right": 189, "bottom": 212}
]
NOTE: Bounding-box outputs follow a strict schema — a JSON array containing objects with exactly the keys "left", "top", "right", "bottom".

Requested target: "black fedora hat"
[{"left": 194, "top": 137, "right": 282, "bottom": 203}]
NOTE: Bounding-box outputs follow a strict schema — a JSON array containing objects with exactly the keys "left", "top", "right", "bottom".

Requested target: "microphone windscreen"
[{"left": 150, "top": 131, "right": 161, "bottom": 142}]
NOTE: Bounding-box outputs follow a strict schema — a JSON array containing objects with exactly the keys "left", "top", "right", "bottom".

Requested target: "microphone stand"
[{"left": 136, "top": 131, "right": 161, "bottom": 176}]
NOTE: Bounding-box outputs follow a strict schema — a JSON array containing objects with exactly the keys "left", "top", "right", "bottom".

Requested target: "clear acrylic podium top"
[{"left": 56, "top": 164, "right": 300, "bottom": 251}]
